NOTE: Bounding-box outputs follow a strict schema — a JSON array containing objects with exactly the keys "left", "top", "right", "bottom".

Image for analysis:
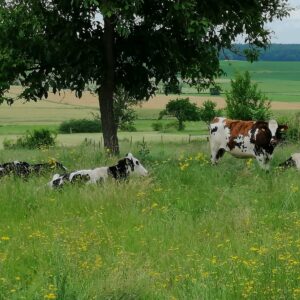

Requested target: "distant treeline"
[{"left": 220, "top": 44, "right": 300, "bottom": 61}]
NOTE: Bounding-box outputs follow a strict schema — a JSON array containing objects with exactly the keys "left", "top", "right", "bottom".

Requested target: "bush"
[
  {"left": 3, "top": 129, "right": 56, "bottom": 149},
  {"left": 152, "top": 122, "right": 164, "bottom": 131},
  {"left": 159, "top": 98, "right": 200, "bottom": 131},
  {"left": 151, "top": 121, "right": 180, "bottom": 132},
  {"left": 199, "top": 100, "right": 223, "bottom": 125},
  {"left": 119, "top": 123, "right": 136, "bottom": 132},
  {"left": 277, "top": 113, "right": 300, "bottom": 142},
  {"left": 225, "top": 71, "right": 271, "bottom": 120},
  {"left": 209, "top": 86, "right": 221, "bottom": 95},
  {"left": 165, "top": 121, "right": 182, "bottom": 131},
  {"left": 59, "top": 119, "right": 102, "bottom": 133}
]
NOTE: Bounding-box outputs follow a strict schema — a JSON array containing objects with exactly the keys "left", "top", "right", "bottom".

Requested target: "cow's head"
[
  {"left": 276, "top": 124, "right": 288, "bottom": 142},
  {"left": 125, "top": 153, "right": 148, "bottom": 176},
  {"left": 268, "top": 120, "right": 279, "bottom": 146},
  {"left": 253, "top": 120, "right": 288, "bottom": 148},
  {"left": 267, "top": 120, "right": 288, "bottom": 146}
]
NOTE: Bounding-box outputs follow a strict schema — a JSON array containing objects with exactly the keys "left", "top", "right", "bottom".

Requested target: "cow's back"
[{"left": 209, "top": 117, "right": 256, "bottom": 160}]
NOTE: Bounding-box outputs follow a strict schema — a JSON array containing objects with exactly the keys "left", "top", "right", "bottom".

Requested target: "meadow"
[
  {"left": 1, "top": 141, "right": 300, "bottom": 299},
  {"left": 1, "top": 60, "right": 300, "bottom": 299}
]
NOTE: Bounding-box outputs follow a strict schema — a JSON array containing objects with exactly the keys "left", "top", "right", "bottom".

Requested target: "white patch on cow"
[
  {"left": 13, "top": 161, "right": 20, "bottom": 165},
  {"left": 69, "top": 167, "right": 109, "bottom": 184},
  {"left": 52, "top": 174, "right": 60, "bottom": 180},
  {"left": 229, "top": 135, "right": 255, "bottom": 158},
  {"left": 268, "top": 120, "right": 278, "bottom": 137}
]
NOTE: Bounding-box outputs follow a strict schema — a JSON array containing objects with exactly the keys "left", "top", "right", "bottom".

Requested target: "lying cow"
[
  {"left": 0, "top": 160, "right": 67, "bottom": 178},
  {"left": 209, "top": 117, "right": 288, "bottom": 170},
  {"left": 279, "top": 153, "right": 300, "bottom": 169},
  {"left": 48, "top": 153, "right": 148, "bottom": 188}
]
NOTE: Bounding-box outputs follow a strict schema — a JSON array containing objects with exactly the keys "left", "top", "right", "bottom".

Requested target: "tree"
[
  {"left": 226, "top": 71, "right": 271, "bottom": 120},
  {"left": 92, "top": 86, "right": 138, "bottom": 131},
  {"left": 0, "top": 0, "right": 290, "bottom": 154},
  {"left": 199, "top": 100, "right": 222, "bottom": 125},
  {"left": 113, "top": 87, "right": 137, "bottom": 132},
  {"left": 159, "top": 98, "right": 200, "bottom": 131}
]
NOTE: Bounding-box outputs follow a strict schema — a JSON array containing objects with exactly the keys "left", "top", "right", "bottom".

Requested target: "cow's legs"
[
  {"left": 211, "top": 148, "right": 226, "bottom": 165},
  {"left": 255, "top": 153, "right": 271, "bottom": 170}
]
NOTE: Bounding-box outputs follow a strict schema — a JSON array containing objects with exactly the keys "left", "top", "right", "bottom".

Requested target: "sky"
[{"left": 268, "top": 0, "right": 300, "bottom": 43}]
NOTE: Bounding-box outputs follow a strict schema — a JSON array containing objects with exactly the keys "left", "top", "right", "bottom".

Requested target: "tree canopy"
[
  {"left": 226, "top": 71, "right": 271, "bottom": 120},
  {"left": 159, "top": 98, "right": 200, "bottom": 131},
  {"left": 0, "top": 0, "right": 290, "bottom": 153}
]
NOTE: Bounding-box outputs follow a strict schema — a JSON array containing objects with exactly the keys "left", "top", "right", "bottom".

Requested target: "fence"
[{"left": 83, "top": 134, "right": 208, "bottom": 150}]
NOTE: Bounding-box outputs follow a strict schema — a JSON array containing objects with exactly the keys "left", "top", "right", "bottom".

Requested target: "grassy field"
[
  {"left": 1, "top": 141, "right": 300, "bottom": 299},
  {"left": 1, "top": 60, "right": 300, "bottom": 299},
  {"left": 218, "top": 61, "right": 300, "bottom": 103},
  {"left": 180, "top": 61, "right": 300, "bottom": 103}
]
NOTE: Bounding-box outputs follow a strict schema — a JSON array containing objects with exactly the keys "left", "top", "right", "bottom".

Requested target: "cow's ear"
[{"left": 279, "top": 125, "right": 288, "bottom": 132}]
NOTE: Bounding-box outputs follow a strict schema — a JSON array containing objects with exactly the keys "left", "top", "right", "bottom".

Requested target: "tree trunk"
[
  {"left": 99, "top": 15, "right": 119, "bottom": 155},
  {"left": 178, "top": 119, "right": 184, "bottom": 131}
]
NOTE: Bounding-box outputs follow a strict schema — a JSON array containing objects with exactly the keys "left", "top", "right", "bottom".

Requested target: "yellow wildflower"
[
  {"left": 179, "top": 162, "right": 189, "bottom": 171},
  {"left": 151, "top": 202, "right": 158, "bottom": 209},
  {"left": 291, "top": 184, "right": 299, "bottom": 193},
  {"left": 246, "top": 158, "right": 253, "bottom": 168},
  {"left": 44, "top": 294, "right": 57, "bottom": 299}
]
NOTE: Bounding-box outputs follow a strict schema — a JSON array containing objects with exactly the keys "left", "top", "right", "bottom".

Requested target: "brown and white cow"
[{"left": 209, "top": 117, "right": 288, "bottom": 170}]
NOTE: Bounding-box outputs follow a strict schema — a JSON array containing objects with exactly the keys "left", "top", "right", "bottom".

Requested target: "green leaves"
[
  {"left": 0, "top": 0, "right": 289, "bottom": 108},
  {"left": 199, "top": 100, "right": 222, "bottom": 125},
  {"left": 159, "top": 98, "right": 200, "bottom": 131},
  {"left": 225, "top": 71, "right": 271, "bottom": 121}
]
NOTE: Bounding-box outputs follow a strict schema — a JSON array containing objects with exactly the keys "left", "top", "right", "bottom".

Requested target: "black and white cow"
[
  {"left": 279, "top": 153, "right": 300, "bottom": 169},
  {"left": 0, "top": 160, "right": 67, "bottom": 178},
  {"left": 48, "top": 153, "right": 148, "bottom": 188},
  {"left": 209, "top": 117, "right": 288, "bottom": 170}
]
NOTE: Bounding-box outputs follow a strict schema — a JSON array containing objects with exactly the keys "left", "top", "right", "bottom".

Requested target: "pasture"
[
  {"left": 1, "top": 60, "right": 300, "bottom": 299},
  {"left": 1, "top": 141, "right": 300, "bottom": 299}
]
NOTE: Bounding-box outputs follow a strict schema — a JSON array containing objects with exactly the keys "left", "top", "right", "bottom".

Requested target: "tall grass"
[{"left": 1, "top": 141, "right": 300, "bottom": 299}]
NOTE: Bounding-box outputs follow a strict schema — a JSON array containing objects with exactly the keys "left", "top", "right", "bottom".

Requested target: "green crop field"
[
  {"left": 1, "top": 141, "right": 300, "bottom": 299},
  {"left": 219, "top": 61, "right": 300, "bottom": 103},
  {"left": 177, "top": 61, "right": 300, "bottom": 103}
]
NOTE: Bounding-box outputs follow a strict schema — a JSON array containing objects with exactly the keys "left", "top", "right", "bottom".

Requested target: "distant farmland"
[{"left": 0, "top": 60, "right": 299, "bottom": 144}]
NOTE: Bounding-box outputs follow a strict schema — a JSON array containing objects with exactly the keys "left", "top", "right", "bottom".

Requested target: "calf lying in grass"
[
  {"left": 48, "top": 153, "right": 148, "bottom": 188},
  {"left": 279, "top": 153, "right": 300, "bottom": 169},
  {"left": 0, "top": 160, "right": 67, "bottom": 178}
]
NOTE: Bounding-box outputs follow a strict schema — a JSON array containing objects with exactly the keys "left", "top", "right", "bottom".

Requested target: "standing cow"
[{"left": 209, "top": 117, "right": 288, "bottom": 170}]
